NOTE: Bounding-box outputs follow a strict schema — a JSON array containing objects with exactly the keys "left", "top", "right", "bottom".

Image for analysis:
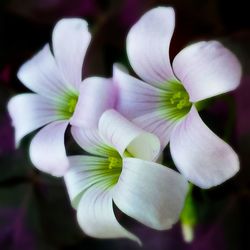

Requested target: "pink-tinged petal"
[
  {"left": 71, "top": 127, "right": 117, "bottom": 157},
  {"left": 114, "top": 64, "right": 162, "bottom": 119},
  {"left": 127, "top": 7, "right": 176, "bottom": 86},
  {"left": 99, "top": 110, "right": 160, "bottom": 161},
  {"left": 170, "top": 106, "right": 239, "bottom": 188},
  {"left": 29, "top": 120, "right": 69, "bottom": 177},
  {"left": 113, "top": 158, "right": 188, "bottom": 230},
  {"left": 52, "top": 18, "right": 91, "bottom": 90},
  {"left": 76, "top": 185, "right": 140, "bottom": 243},
  {"left": 7, "top": 94, "right": 58, "bottom": 146},
  {"left": 70, "top": 77, "right": 116, "bottom": 128},
  {"left": 17, "top": 44, "right": 70, "bottom": 99},
  {"left": 132, "top": 111, "right": 176, "bottom": 149},
  {"left": 173, "top": 41, "right": 242, "bottom": 102}
]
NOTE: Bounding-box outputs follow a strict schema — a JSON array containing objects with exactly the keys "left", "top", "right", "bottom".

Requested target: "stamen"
[{"left": 108, "top": 156, "right": 122, "bottom": 169}]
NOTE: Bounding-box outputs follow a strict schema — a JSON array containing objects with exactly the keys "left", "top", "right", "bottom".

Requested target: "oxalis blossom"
[
  {"left": 7, "top": 18, "right": 114, "bottom": 176},
  {"left": 64, "top": 109, "right": 188, "bottom": 243},
  {"left": 114, "top": 7, "right": 242, "bottom": 188}
]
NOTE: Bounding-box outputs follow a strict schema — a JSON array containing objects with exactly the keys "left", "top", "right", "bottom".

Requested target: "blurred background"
[{"left": 0, "top": 0, "right": 249, "bottom": 249}]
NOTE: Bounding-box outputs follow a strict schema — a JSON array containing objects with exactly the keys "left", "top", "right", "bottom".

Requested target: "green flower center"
[
  {"left": 56, "top": 92, "right": 79, "bottom": 119},
  {"left": 108, "top": 156, "right": 122, "bottom": 169},
  {"left": 160, "top": 80, "right": 192, "bottom": 121}
]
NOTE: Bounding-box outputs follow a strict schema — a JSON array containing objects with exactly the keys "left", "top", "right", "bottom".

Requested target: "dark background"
[{"left": 0, "top": 0, "right": 249, "bottom": 249}]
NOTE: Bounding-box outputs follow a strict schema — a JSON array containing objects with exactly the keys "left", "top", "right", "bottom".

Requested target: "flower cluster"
[{"left": 8, "top": 7, "right": 241, "bottom": 243}]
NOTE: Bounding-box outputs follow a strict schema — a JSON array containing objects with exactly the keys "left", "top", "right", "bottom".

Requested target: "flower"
[
  {"left": 64, "top": 109, "right": 188, "bottom": 242},
  {"left": 7, "top": 18, "right": 114, "bottom": 176},
  {"left": 114, "top": 7, "right": 242, "bottom": 188}
]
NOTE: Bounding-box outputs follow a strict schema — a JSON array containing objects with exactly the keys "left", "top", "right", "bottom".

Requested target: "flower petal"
[
  {"left": 99, "top": 110, "right": 160, "bottom": 161},
  {"left": 76, "top": 185, "right": 139, "bottom": 242},
  {"left": 113, "top": 158, "right": 188, "bottom": 230},
  {"left": 29, "top": 120, "right": 69, "bottom": 177},
  {"left": 70, "top": 77, "right": 116, "bottom": 128},
  {"left": 7, "top": 94, "right": 58, "bottom": 146},
  {"left": 52, "top": 18, "right": 91, "bottom": 90},
  {"left": 114, "top": 64, "right": 162, "bottom": 119},
  {"left": 64, "top": 156, "right": 113, "bottom": 207},
  {"left": 17, "top": 44, "right": 70, "bottom": 99},
  {"left": 173, "top": 41, "right": 242, "bottom": 102},
  {"left": 170, "top": 106, "right": 239, "bottom": 188},
  {"left": 132, "top": 111, "right": 176, "bottom": 149},
  {"left": 71, "top": 127, "right": 118, "bottom": 157},
  {"left": 127, "top": 7, "right": 176, "bottom": 86}
]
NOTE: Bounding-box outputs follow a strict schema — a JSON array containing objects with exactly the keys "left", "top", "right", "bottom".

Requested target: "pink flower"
[{"left": 114, "top": 7, "right": 242, "bottom": 188}]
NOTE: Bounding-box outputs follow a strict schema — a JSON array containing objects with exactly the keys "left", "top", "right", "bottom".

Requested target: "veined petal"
[
  {"left": 113, "top": 158, "right": 188, "bottom": 230},
  {"left": 71, "top": 127, "right": 118, "bottom": 157},
  {"left": 170, "top": 106, "right": 239, "bottom": 188},
  {"left": 127, "top": 7, "right": 176, "bottom": 86},
  {"left": 99, "top": 110, "right": 160, "bottom": 161},
  {"left": 114, "top": 64, "right": 162, "bottom": 119},
  {"left": 29, "top": 120, "right": 69, "bottom": 177},
  {"left": 17, "top": 44, "right": 70, "bottom": 99},
  {"left": 70, "top": 77, "right": 116, "bottom": 128},
  {"left": 173, "top": 41, "right": 242, "bottom": 102},
  {"left": 76, "top": 185, "right": 140, "bottom": 243},
  {"left": 64, "top": 156, "right": 115, "bottom": 208},
  {"left": 7, "top": 94, "right": 58, "bottom": 146},
  {"left": 132, "top": 111, "right": 176, "bottom": 149},
  {"left": 52, "top": 18, "right": 91, "bottom": 90}
]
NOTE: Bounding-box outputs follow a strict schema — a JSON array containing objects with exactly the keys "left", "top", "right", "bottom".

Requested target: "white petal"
[
  {"left": 71, "top": 127, "right": 117, "bottom": 157},
  {"left": 52, "top": 18, "right": 91, "bottom": 90},
  {"left": 114, "top": 64, "right": 163, "bottom": 119},
  {"left": 17, "top": 44, "right": 71, "bottom": 99},
  {"left": 132, "top": 111, "right": 176, "bottom": 149},
  {"left": 76, "top": 185, "right": 140, "bottom": 243},
  {"left": 70, "top": 77, "right": 116, "bottom": 128},
  {"left": 127, "top": 7, "right": 176, "bottom": 86},
  {"left": 170, "top": 106, "right": 240, "bottom": 188},
  {"left": 113, "top": 158, "right": 188, "bottom": 230},
  {"left": 29, "top": 120, "right": 69, "bottom": 177},
  {"left": 7, "top": 94, "right": 58, "bottom": 146},
  {"left": 64, "top": 155, "right": 112, "bottom": 207},
  {"left": 99, "top": 110, "right": 160, "bottom": 161},
  {"left": 173, "top": 41, "right": 242, "bottom": 102}
]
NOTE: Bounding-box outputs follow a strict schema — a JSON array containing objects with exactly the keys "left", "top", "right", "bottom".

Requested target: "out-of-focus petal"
[
  {"left": 29, "top": 120, "right": 69, "bottom": 177},
  {"left": 113, "top": 158, "right": 188, "bottom": 230},
  {"left": 70, "top": 77, "right": 116, "bottom": 128},
  {"left": 173, "top": 41, "right": 242, "bottom": 102},
  {"left": 127, "top": 7, "right": 176, "bottom": 86},
  {"left": 7, "top": 94, "right": 58, "bottom": 146},
  {"left": 71, "top": 127, "right": 118, "bottom": 157},
  {"left": 114, "top": 64, "right": 162, "bottom": 119},
  {"left": 76, "top": 185, "right": 140, "bottom": 243},
  {"left": 170, "top": 106, "right": 239, "bottom": 188},
  {"left": 99, "top": 110, "right": 160, "bottom": 161},
  {"left": 52, "top": 18, "right": 91, "bottom": 90},
  {"left": 17, "top": 44, "right": 70, "bottom": 99}
]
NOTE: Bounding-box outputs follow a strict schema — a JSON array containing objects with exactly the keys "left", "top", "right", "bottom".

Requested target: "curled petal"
[
  {"left": 127, "top": 7, "right": 176, "bottom": 86},
  {"left": 99, "top": 110, "right": 160, "bottom": 161},
  {"left": 170, "top": 106, "right": 239, "bottom": 188},
  {"left": 113, "top": 158, "right": 188, "bottom": 230},
  {"left": 71, "top": 127, "right": 117, "bottom": 157},
  {"left": 70, "top": 77, "right": 116, "bottom": 128},
  {"left": 29, "top": 120, "right": 69, "bottom": 177},
  {"left": 173, "top": 41, "right": 242, "bottom": 102},
  {"left": 77, "top": 185, "right": 140, "bottom": 243},
  {"left": 7, "top": 94, "right": 58, "bottom": 146},
  {"left": 52, "top": 18, "right": 91, "bottom": 90}
]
